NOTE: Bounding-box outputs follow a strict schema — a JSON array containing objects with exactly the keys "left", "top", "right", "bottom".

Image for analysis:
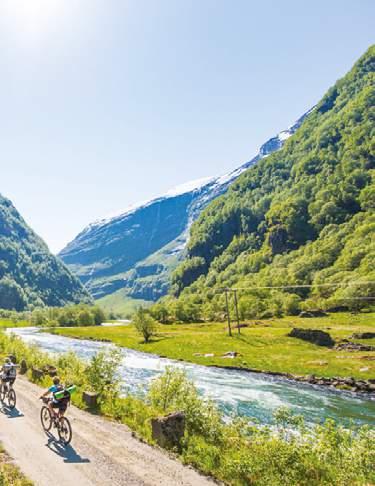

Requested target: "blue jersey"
[{"left": 49, "top": 385, "right": 62, "bottom": 403}]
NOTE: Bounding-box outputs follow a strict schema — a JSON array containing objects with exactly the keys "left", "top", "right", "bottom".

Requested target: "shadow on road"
[
  {"left": 0, "top": 405, "right": 24, "bottom": 419},
  {"left": 45, "top": 433, "right": 90, "bottom": 464}
]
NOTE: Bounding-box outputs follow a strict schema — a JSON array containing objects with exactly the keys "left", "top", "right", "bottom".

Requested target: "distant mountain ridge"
[
  {"left": 0, "top": 193, "right": 91, "bottom": 311},
  {"left": 59, "top": 109, "right": 312, "bottom": 306}
]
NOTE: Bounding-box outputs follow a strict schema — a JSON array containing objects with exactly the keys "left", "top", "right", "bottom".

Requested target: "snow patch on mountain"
[{"left": 165, "top": 176, "right": 215, "bottom": 197}]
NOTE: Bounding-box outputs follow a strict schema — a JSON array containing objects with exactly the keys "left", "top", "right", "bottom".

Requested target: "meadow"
[
  {"left": 52, "top": 312, "right": 375, "bottom": 380},
  {"left": 0, "top": 319, "right": 31, "bottom": 329}
]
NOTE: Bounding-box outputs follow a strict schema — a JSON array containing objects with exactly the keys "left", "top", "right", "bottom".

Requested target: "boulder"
[
  {"left": 351, "top": 332, "right": 375, "bottom": 340},
  {"left": 299, "top": 310, "right": 327, "bottom": 318},
  {"left": 20, "top": 359, "right": 27, "bottom": 375},
  {"left": 288, "top": 328, "right": 335, "bottom": 347},
  {"left": 82, "top": 391, "right": 99, "bottom": 409},
  {"left": 335, "top": 342, "right": 375, "bottom": 352},
  {"left": 151, "top": 411, "right": 185, "bottom": 450}
]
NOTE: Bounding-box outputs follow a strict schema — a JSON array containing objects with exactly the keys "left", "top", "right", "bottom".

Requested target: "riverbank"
[{"left": 51, "top": 312, "right": 375, "bottom": 387}]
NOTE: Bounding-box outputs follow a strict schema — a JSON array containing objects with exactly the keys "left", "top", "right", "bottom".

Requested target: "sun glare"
[{"left": 0, "top": 0, "right": 68, "bottom": 44}]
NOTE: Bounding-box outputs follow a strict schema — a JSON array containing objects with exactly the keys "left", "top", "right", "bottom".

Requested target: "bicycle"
[
  {"left": 40, "top": 397, "right": 72, "bottom": 445},
  {"left": 0, "top": 382, "right": 16, "bottom": 410}
]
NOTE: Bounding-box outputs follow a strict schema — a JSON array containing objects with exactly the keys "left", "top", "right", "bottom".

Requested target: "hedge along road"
[
  {"left": 0, "top": 376, "right": 213, "bottom": 486},
  {"left": 8, "top": 327, "right": 375, "bottom": 427}
]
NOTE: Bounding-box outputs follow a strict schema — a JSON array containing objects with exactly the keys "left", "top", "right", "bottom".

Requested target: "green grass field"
[
  {"left": 96, "top": 294, "right": 152, "bottom": 317},
  {"left": 0, "top": 319, "right": 31, "bottom": 328},
  {"left": 52, "top": 312, "right": 375, "bottom": 380}
]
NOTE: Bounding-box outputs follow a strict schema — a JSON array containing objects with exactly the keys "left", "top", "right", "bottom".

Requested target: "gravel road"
[{"left": 0, "top": 377, "right": 214, "bottom": 486}]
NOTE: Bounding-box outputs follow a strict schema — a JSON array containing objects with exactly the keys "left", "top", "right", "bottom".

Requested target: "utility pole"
[
  {"left": 224, "top": 289, "right": 232, "bottom": 337},
  {"left": 233, "top": 289, "right": 241, "bottom": 334}
]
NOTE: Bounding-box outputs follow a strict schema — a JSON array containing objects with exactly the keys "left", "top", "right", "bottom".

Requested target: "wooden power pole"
[
  {"left": 233, "top": 289, "right": 241, "bottom": 334},
  {"left": 224, "top": 289, "right": 232, "bottom": 337}
]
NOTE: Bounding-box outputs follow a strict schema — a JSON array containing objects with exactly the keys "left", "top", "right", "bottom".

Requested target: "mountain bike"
[
  {"left": 40, "top": 398, "right": 72, "bottom": 445},
  {"left": 0, "top": 382, "right": 16, "bottom": 409}
]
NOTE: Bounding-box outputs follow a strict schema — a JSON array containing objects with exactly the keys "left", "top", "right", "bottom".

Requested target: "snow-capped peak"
[{"left": 165, "top": 176, "right": 215, "bottom": 197}]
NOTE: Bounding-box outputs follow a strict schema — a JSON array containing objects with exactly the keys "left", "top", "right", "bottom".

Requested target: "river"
[{"left": 8, "top": 327, "right": 375, "bottom": 427}]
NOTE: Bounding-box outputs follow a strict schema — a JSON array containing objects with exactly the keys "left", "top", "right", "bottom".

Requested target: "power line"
[{"left": 217, "top": 281, "right": 375, "bottom": 291}]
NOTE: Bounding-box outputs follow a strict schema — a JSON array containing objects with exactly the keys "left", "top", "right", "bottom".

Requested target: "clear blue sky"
[{"left": 1, "top": 0, "right": 374, "bottom": 253}]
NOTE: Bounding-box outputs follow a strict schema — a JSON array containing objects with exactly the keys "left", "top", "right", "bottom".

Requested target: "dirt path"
[{"left": 0, "top": 377, "right": 213, "bottom": 486}]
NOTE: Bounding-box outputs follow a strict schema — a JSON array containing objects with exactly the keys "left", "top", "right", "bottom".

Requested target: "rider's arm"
[{"left": 40, "top": 389, "right": 51, "bottom": 399}]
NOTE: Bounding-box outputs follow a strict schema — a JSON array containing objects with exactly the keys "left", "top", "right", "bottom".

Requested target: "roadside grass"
[
  {"left": 52, "top": 312, "right": 375, "bottom": 379},
  {"left": 0, "top": 445, "right": 33, "bottom": 485},
  {"left": 0, "top": 320, "right": 31, "bottom": 329}
]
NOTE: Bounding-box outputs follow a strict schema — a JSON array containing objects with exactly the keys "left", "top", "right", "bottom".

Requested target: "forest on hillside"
[
  {"left": 0, "top": 194, "right": 91, "bottom": 311},
  {"left": 153, "top": 46, "right": 375, "bottom": 322}
]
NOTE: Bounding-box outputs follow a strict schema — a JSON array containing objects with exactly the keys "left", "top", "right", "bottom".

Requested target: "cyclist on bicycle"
[
  {"left": 1, "top": 357, "right": 17, "bottom": 389},
  {"left": 40, "top": 377, "right": 69, "bottom": 421}
]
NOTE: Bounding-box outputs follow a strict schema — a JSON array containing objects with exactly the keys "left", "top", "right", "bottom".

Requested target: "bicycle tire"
[
  {"left": 58, "top": 417, "right": 72, "bottom": 445},
  {"left": 40, "top": 406, "right": 52, "bottom": 432},
  {"left": 0, "top": 385, "right": 6, "bottom": 402},
  {"left": 8, "top": 389, "right": 16, "bottom": 409}
]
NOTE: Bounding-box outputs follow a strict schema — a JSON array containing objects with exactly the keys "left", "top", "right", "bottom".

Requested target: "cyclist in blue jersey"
[{"left": 40, "top": 377, "right": 69, "bottom": 421}]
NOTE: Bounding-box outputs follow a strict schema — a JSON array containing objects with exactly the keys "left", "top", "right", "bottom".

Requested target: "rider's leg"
[{"left": 48, "top": 402, "right": 57, "bottom": 419}]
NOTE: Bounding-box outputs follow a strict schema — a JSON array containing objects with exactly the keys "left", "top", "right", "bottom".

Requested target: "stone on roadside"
[
  {"left": 151, "top": 411, "right": 185, "bottom": 450},
  {"left": 20, "top": 359, "right": 27, "bottom": 374},
  {"left": 83, "top": 391, "right": 99, "bottom": 409},
  {"left": 32, "top": 368, "right": 44, "bottom": 381}
]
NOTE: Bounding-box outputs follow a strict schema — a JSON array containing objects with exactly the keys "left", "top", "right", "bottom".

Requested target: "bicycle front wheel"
[
  {"left": 58, "top": 417, "right": 72, "bottom": 445},
  {"left": 40, "top": 406, "right": 52, "bottom": 432},
  {"left": 8, "top": 389, "right": 16, "bottom": 409}
]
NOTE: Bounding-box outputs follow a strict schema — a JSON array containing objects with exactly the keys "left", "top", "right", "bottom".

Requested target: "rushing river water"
[{"left": 7, "top": 327, "right": 375, "bottom": 427}]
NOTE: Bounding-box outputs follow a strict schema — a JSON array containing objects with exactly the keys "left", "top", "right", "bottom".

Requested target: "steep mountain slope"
[
  {"left": 60, "top": 112, "right": 309, "bottom": 305},
  {"left": 0, "top": 194, "right": 91, "bottom": 310},
  {"left": 162, "top": 45, "right": 374, "bottom": 320}
]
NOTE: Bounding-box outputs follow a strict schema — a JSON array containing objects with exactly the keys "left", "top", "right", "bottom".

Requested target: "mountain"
[
  {"left": 0, "top": 194, "right": 91, "bottom": 311},
  {"left": 59, "top": 111, "right": 310, "bottom": 311},
  {"left": 160, "top": 45, "right": 375, "bottom": 321}
]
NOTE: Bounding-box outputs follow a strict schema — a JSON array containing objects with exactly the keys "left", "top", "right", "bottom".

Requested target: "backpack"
[
  {"left": 8, "top": 365, "right": 16, "bottom": 378},
  {"left": 53, "top": 385, "right": 71, "bottom": 405}
]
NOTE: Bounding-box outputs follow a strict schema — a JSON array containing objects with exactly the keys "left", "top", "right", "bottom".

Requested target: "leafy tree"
[{"left": 133, "top": 307, "right": 157, "bottom": 343}]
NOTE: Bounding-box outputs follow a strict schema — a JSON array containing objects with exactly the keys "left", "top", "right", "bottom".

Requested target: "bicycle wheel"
[
  {"left": 40, "top": 406, "right": 52, "bottom": 432},
  {"left": 58, "top": 417, "right": 72, "bottom": 445},
  {"left": 0, "top": 385, "right": 6, "bottom": 402},
  {"left": 7, "top": 389, "right": 16, "bottom": 409}
]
